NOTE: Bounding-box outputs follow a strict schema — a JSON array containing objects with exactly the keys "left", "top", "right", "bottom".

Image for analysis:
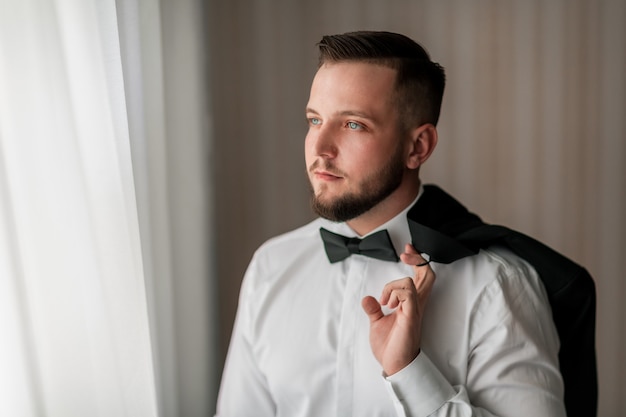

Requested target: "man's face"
[{"left": 305, "top": 61, "right": 408, "bottom": 222}]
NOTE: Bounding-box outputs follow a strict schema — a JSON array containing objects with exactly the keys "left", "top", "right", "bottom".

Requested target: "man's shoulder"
[
  {"left": 439, "top": 246, "right": 541, "bottom": 294},
  {"left": 243, "top": 218, "right": 330, "bottom": 285},
  {"left": 251, "top": 217, "right": 327, "bottom": 265}
]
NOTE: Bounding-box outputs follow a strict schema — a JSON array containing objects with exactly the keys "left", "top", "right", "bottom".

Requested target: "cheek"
[
  {"left": 304, "top": 135, "right": 314, "bottom": 166},
  {"left": 355, "top": 143, "right": 383, "bottom": 164}
]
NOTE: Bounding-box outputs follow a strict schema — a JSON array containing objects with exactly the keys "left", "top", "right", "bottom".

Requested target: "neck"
[{"left": 347, "top": 180, "right": 421, "bottom": 236}]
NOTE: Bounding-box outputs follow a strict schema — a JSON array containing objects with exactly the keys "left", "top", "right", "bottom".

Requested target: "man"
[{"left": 215, "top": 31, "right": 566, "bottom": 416}]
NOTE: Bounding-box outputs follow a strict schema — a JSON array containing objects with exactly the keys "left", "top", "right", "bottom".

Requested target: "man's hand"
[{"left": 361, "top": 243, "right": 436, "bottom": 376}]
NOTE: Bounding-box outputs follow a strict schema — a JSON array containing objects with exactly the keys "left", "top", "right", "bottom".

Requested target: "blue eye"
[
  {"left": 347, "top": 121, "right": 362, "bottom": 130},
  {"left": 309, "top": 117, "right": 321, "bottom": 126}
]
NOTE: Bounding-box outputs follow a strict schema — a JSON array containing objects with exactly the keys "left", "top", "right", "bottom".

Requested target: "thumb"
[{"left": 361, "top": 295, "right": 385, "bottom": 323}]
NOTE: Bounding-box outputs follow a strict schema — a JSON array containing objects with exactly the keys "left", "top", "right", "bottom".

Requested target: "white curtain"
[
  {"left": 116, "top": 0, "right": 216, "bottom": 415},
  {"left": 0, "top": 0, "right": 158, "bottom": 415}
]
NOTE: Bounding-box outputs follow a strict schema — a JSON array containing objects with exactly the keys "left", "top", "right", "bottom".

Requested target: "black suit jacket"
[{"left": 407, "top": 185, "right": 597, "bottom": 417}]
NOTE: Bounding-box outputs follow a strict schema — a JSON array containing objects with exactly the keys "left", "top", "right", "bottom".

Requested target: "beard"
[{"left": 309, "top": 144, "right": 405, "bottom": 222}]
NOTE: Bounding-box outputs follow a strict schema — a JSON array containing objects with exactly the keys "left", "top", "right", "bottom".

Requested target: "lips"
[
  {"left": 314, "top": 170, "right": 342, "bottom": 181},
  {"left": 309, "top": 160, "right": 343, "bottom": 179},
  {"left": 310, "top": 164, "right": 343, "bottom": 180}
]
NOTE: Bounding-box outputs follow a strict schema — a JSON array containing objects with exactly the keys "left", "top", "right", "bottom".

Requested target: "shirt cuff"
[{"left": 383, "top": 352, "right": 457, "bottom": 416}]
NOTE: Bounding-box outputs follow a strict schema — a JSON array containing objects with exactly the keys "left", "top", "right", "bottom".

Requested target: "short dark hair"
[{"left": 317, "top": 31, "right": 446, "bottom": 128}]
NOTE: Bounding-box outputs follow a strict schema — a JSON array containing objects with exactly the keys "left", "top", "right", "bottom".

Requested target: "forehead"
[{"left": 308, "top": 62, "right": 398, "bottom": 116}]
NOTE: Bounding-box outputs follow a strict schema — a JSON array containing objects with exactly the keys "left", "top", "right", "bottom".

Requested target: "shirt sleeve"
[
  {"left": 383, "top": 255, "right": 567, "bottom": 417},
  {"left": 214, "top": 260, "right": 276, "bottom": 417}
]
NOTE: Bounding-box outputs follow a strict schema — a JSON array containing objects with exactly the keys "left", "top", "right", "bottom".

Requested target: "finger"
[
  {"left": 414, "top": 273, "right": 435, "bottom": 306},
  {"left": 400, "top": 244, "right": 435, "bottom": 292},
  {"left": 400, "top": 243, "right": 429, "bottom": 267},
  {"left": 361, "top": 295, "right": 385, "bottom": 323},
  {"left": 387, "top": 291, "right": 400, "bottom": 309},
  {"left": 379, "top": 277, "right": 415, "bottom": 306},
  {"left": 386, "top": 289, "right": 413, "bottom": 309},
  {"left": 382, "top": 288, "right": 420, "bottom": 321}
]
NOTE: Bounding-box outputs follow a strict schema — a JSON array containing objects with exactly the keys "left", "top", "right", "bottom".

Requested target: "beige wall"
[{"left": 207, "top": 1, "right": 625, "bottom": 414}]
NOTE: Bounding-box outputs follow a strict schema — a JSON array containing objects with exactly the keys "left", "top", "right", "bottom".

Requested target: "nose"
[{"left": 308, "top": 124, "right": 337, "bottom": 159}]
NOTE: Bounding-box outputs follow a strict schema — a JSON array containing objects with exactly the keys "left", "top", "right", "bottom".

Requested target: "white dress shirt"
[{"left": 215, "top": 196, "right": 566, "bottom": 416}]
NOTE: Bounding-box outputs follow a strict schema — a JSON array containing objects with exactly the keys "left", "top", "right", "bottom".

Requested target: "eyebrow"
[{"left": 305, "top": 107, "right": 379, "bottom": 124}]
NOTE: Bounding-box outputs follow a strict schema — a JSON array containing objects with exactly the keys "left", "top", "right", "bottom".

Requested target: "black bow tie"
[{"left": 319, "top": 227, "right": 399, "bottom": 263}]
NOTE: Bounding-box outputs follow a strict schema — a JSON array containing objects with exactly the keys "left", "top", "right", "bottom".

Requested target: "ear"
[{"left": 406, "top": 123, "right": 438, "bottom": 169}]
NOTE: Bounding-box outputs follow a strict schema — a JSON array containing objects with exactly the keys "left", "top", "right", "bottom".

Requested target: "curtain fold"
[
  {"left": 117, "top": 0, "right": 216, "bottom": 415},
  {"left": 0, "top": 1, "right": 158, "bottom": 415}
]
